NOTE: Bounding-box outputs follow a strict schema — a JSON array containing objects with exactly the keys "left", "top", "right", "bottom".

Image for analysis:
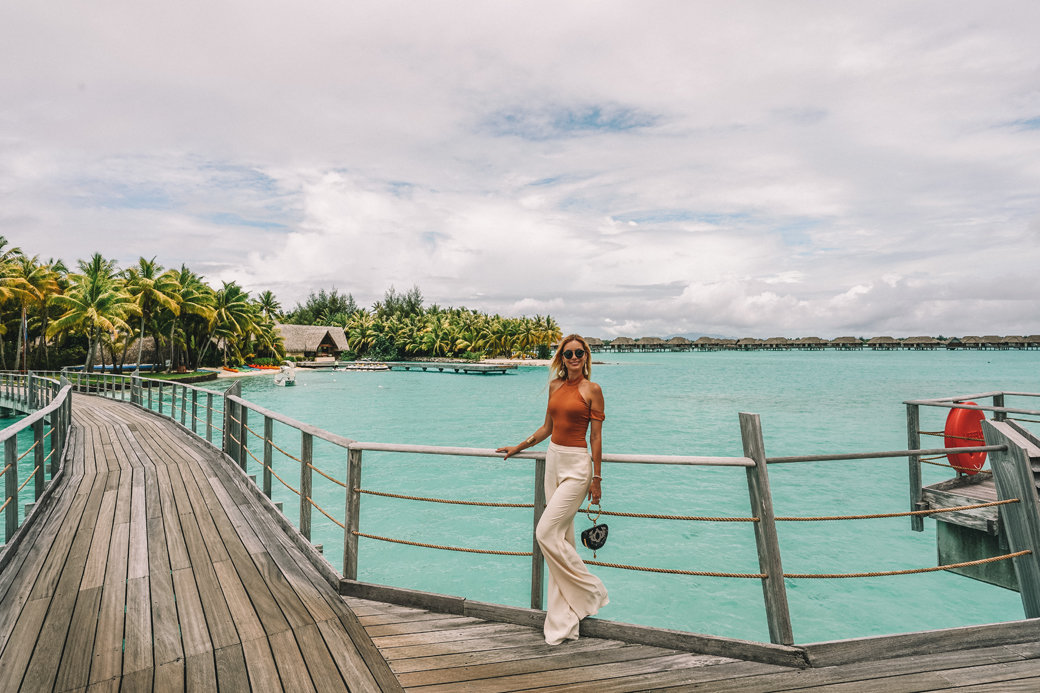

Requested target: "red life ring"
[{"left": 944, "top": 402, "right": 987, "bottom": 475}]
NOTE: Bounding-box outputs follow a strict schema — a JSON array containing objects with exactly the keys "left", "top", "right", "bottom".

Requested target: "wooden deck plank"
[
  {"left": 241, "top": 636, "right": 284, "bottom": 691},
  {"left": 185, "top": 651, "right": 217, "bottom": 692},
  {"left": 147, "top": 513, "right": 184, "bottom": 667},
  {"left": 365, "top": 616, "right": 485, "bottom": 638},
  {"left": 268, "top": 628, "right": 319, "bottom": 693},
  {"left": 315, "top": 619, "right": 384, "bottom": 693},
  {"left": 387, "top": 636, "right": 628, "bottom": 674},
  {"left": 372, "top": 622, "right": 529, "bottom": 649},
  {"left": 214, "top": 643, "right": 251, "bottom": 691},
  {"left": 213, "top": 559, "right": 267, "bottom": 642},
  {"left": 397, "top": 644, "right": 692, "bottom": 688},
  {"left": 53, "top": 585, "right": 103, "bottom": 692},
  {"left": 294, "top": 622, "right": 352, "bottom": 693},
  {"left": 123, "top": 576, "right": 154, "bottom": 675},
  {"left": 412, "top": 652, "right": 716, "bottom": 693},
  {"left": 21, "top": 472, "right": 107, "bottom": 692}
]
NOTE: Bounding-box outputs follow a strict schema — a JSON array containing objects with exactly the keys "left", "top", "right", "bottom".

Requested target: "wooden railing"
[
  {"left": 36, "top": 370, "right": 1040, "bottom": 645},
  {"left": 0, "top": 373, "right": 73, "bottom": 565},
  {"left": 904, "top": 391, "right": 1040, "bottom": 531}
]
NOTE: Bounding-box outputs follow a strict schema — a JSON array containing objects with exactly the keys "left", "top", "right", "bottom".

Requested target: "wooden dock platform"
[
  {"left": 0, "top": 395, "right": 399, "bottom": 691},
  {"left": 2, "top": 391, "right": 1040, "bottom": 690}
]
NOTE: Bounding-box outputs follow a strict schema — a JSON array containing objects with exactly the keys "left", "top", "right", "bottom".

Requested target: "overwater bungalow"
[
  {"left": 666, "top": 336, "right": 693, "bottom": 351},
  {"left": 981, "top": 335, "right": 1005, "bottom": 350},
  {"left": 958, "top": 336, "right": 983, "bottom": 350},
  {"left": 1001, "top": 335, "right": 1027, "bottom": 350},
  {"left": 866, "top": 336, "right": 901, "bottom": 350},
  {"left": 635, "top": 337, "right": 666, "bottom": 352},
  {"left": 829, "top": 336, "right": 863, "bottom": 350},
  {"left": 693, "top": 336, "right": 721, "bottom": 350},
  {"left": 277, "top": 324, "right": 349, "bottom": 360},
  {"left": 792, "top": 337, "right": 826, "bottom": 350},
  {"left": 902, "top": 335, "right": 941, "bottom": 350},
  {"left": 585, "top": 337, "right": 605, "bottom": 353},
  {"left": 762, "top": 337, "right": 792, "bottom": 350},
  {"left": 610, "top": 336, "right": 636, "bottom": 352},
  {"left": 736, "top": 337, "right": 763, "bottom": 350},
  {"left": 1027, "top": 335, "right": 1040, "bottom": 350}
]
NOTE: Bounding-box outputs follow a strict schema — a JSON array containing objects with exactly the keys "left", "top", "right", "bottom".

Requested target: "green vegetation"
[
  {"left": 286, "top": 285, "right": 561, "bottom": 361},
  {"left": 0, "top": 236, "right": 284, "bottom": 372},
  {"left": 0, "top": 238, "right": 562, "bottom": 371}
]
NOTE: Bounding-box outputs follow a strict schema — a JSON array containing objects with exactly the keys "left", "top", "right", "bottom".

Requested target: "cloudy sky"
[{"left": 2, "top": 1, "right": 1038, "bottom": 338}]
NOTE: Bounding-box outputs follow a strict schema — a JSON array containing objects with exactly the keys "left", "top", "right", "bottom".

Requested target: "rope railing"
[
  {"left": 309, "top": 463, "right": 347, "bottom": 488},
  {"left": 784, "top": 550, "right": 1031, "bottom": 579},
  {"left": 16, "top": 440, "right": 39, "bottom": 463},
  {"left": 0, "top": 462, "right": 11, "bottom": 480},
  {"left": 919, "top": 430, "right": 984, "bottom": 442},
  {"left": 353, "top": 530, "right": 533, "bottom": 557},
  {"left": 357, "top": 487, "right": 534, "bottom": 508},
  {"left": 775, "top": 498, "right": 1018, "bottom": 522},
  {"left": 16, "top": 466, "right": 40, "bottom": 494},
  {"left": 308, "top": 496, "right": 345, "bottom": 529}
]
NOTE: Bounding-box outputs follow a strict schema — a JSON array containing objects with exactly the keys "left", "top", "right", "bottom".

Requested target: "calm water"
[{"left": 231, "top": 350, "right": 1040, "bottom": 643}]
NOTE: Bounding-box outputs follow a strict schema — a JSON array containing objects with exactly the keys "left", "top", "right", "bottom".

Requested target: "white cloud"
[{"left": 1, "top": 1, "right": 1039, "bottom": 337}]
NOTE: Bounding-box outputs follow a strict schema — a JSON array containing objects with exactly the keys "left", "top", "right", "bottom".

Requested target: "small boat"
[{"left": 274, "top": 361, "right": 297, "bottom": 387}]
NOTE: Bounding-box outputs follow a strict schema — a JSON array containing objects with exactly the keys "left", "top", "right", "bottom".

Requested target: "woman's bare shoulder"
[{"left": 581, "top": 380, "right": 604, "bottom": 399}]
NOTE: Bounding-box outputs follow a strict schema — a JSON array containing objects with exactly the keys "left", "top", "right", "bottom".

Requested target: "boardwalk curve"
[{"left": 0, "top": 395, "right": 399, "bottom": 692}]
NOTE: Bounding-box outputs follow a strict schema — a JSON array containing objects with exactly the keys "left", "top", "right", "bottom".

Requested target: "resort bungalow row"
[{"left": 583, "top": 335, "right": 1040, "bottom": 353}]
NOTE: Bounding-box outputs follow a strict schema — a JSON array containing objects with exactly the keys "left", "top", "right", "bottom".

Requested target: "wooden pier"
[
  {"left": 297, "top": 361, "right": 517, "bottom": 375},
  {"left": 0, "top": 395, "right": 398, "bottom": 691},
  {"left": 2, "top": 382, "right": 1040, "bottom": 690}
]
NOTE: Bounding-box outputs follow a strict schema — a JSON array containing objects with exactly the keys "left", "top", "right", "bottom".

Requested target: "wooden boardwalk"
[
  {"left": 2, "top": 393, "right": 1040, "bottom": 691},
  {"left": 0, "top": 395, "right": 399, "bottom": 692},
  {"left": 347, "top": 597, "right": 1040, "bottom": 692}
]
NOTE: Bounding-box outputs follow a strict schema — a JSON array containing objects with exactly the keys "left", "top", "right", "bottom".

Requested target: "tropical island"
[{"left": 0, "top": 238, "right": 562, "bottom": 374}]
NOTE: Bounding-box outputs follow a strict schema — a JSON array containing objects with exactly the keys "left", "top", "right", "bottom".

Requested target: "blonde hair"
[{"left": 550, "top": 334, "right": 592, "bottom": 381}]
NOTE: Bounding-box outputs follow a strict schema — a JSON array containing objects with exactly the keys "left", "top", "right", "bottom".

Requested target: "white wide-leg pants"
[{"left": 536, "top": 442, "right": 609, "bottom": 645}]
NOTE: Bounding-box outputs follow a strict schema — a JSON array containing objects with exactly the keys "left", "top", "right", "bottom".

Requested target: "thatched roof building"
[
  {"left": 277, "top": 324, "right": 348, "bottom": 358},
  {"left": 866, "top": 336, "right": 901, "bottom": 350},
  {"left": 902, "top": 336, "right": 941, "bottom": 350},
  {"left": 762, "top": 337, "right": 792, "bottom": 350},
  {"left": 829, "top": 336, "right": 863, "bottom": 350},
  {"left": 793, "top": 337, "right": 827, "bottom": 350}
]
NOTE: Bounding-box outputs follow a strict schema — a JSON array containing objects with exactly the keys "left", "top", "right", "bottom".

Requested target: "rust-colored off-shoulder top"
[{"left": 549, "top": 378, "right": 605, "bottom": 447}]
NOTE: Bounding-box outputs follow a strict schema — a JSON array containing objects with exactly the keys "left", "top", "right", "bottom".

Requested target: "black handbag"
[{"left": 580, "top": 502, "right": 608, "bottom": 558}]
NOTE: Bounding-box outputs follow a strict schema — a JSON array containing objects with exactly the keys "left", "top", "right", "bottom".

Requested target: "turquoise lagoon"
[{"left": 234, "top": 350, "right": 1040, "bottom": 643}]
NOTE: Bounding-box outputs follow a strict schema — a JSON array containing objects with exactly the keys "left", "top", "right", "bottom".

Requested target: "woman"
[{"left": 497, "top": 334, "right": 609, "bottom": 645}]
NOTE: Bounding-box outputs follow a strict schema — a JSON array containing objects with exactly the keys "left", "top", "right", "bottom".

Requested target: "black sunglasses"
[{"left": 562, "top": 349, "right": 585, "bottom": 360}]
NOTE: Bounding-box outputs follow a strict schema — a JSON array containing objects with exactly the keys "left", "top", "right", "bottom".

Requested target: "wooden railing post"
[
  {"left": 531, "top": 455, "right": 546, "bottom": 610},
  {"left": 206, "top": 392, "right": 214, "bottom": 443},
  {"left": 238, "top": 405, "right": 248, "bottom": 471},
  {"left": 130, "top": 374, "right": 140, "bottom": 406},
  {"left": 993, "top": 393, "right": 1007, "bottom": 422},
  {"left": 28, "top": 374, "right": 36, "bottom": 410},
  {"left": 300, "top": 432, "right": 313, "bottom": 540},
  {"left": 344, "top": 448, "right": 362, "bottom": 580},
  {"left": 32, "top": 418, "right": 44, "bottom": 501},
  {"left": 191, "top": 390, "right": 199, "bottom": 434},
  {"left": 739, "top": 412, "right": 794, "bottom": 646},
  {"left": 906, "top": 403, "right": 925, "bottom": 531},
  {"left": 222, "top": 382, "right": 241, "bottom": 457},
  {"left": 180, "top": 385, "right": 187, "bottom": 427},
  {"left": 147, "top": 380, "right": 153, "bottom": 409},
  {"left": 263, "top": 416, "right": 273, "bottom": 498},
  {"left": 5, "top": 437, "right": 17, "bottom": 542},
  {"left": 982, "top": 420, "right": 1040, "bottom": 618}
]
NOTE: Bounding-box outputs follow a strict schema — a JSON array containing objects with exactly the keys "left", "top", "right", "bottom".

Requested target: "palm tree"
[
  {"left": 123, "top": 257, "right": 181, "bottom": 372},
  {"left": 49, "top": 253, "right": 138, "bottom": 372},
  {"left": 256, "top": 290, "right": 281, "bottom": 321},
  {"left": 208, "top": 282, "right": 255, "bottom": 366},
  {"left": 167, "top": 265, "right": 216, "bottom": 371},
  {"left": 7, "top": 255, "right": 61, "bottom": 371},
  {"left": 345, "top": 313, "right": 378, "bottom": 356}
]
